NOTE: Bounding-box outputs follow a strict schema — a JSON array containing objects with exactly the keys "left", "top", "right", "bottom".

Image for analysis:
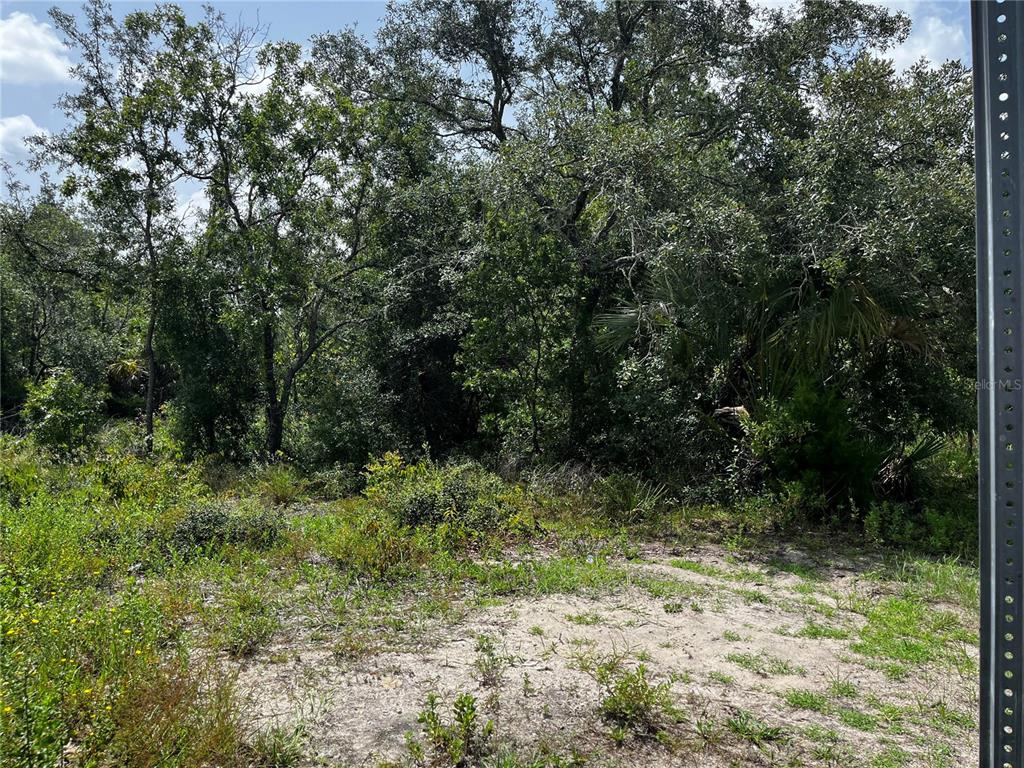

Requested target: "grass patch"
[
  {"left": 565, "top": 611, "right": 603, "bottom": 626},
  {"left": 709, "top": 670, "right": 734, "bottom": 685},
  {"left": 725, "top": 710, "right": 787, "bottom": 747},
  {"left": 837, "top": 707, "right": 878, "bottom": 731},
  {"left": 796, "top": 620, "right": 849, "bottom": 640},
  {"left": 827, "top": 678, "right": 858, "bottom": 699},
  {"left": 783, "top": 689, "right": 828, "bottom": 712},
  {"left": 851, "top": 597, "right": 964, "bottom": 665},
  {"left": 725, "top": 652, "right": 805, "bottom": 678}
]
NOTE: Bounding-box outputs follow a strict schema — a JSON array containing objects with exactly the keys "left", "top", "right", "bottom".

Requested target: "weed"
[
  {"left": 220, "top": 584, "right": 279, "bottom": 657},
  {"left": 783, "top": 689, "right": 828, "bottom": 712},
  {"left": 413, "top": 692, "right": 494, "bottom": 765},
  {"left": 837, "top": 707, "right": 878, "bottom": 731},
  {"left": 592, "top": 474, "right": 668, "bottom": 525},
  {"left": 725, "top": 652, "right": 804, "bottom": 678},
  {"left": 245, "top": 724, "right": 305, "bottom": 767},
  {"left": 595, "top": 662, "right": 680, "bottom": 738},
  {"left": 251, "top": 463, "right": 306, "bottom": 506},
  {"left": 725, "top": 710, "right": 787, "bottom": 747},
  {"left": 869, "top": 745, "right": 911, "bottom": 767},
  {"left": 473, "top": 635, "right": 508, "bottom": 688},
  {"left": 565, "top": 611, "right": 602, "bottom": 626},
  {"left": 827, "top": 676, "right": 858, "bottom": 699},
  {"left": 796, "top": 620, "right": 849, "bottom": 640}
]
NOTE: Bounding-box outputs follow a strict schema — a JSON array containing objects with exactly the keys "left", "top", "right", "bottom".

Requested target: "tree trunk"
[
  {"left": 142, "top": 201, "right": 159, "bottom": 455},
  {"left": 262, "top": 319, "right": 285, "bottom": 456},
  {"left": 143, "top": 307, "right": 156, "bottom": 454}
]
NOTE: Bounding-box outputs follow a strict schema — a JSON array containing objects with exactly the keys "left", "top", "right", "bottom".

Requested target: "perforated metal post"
[{"left": 974, "top": 2, "right": 1024, "bottom": 766}]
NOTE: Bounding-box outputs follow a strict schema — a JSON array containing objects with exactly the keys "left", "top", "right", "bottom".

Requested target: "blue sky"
[{"left": 0, "top": 0, "right": 973, "bottom": 191}]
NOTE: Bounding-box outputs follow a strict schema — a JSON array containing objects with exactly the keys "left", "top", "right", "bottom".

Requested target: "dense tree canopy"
[{"left": 1, "top": 0, "right": 976, "bottom": 514}]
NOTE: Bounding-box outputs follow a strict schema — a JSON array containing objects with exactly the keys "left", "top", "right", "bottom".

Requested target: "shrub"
[
  {"left": 22, "top": 368, "right": 105, "bottom": 454},
  {"left": 594, "top": 661, "right": 680, "bottom": 737},
  {"left": 170, "top": 502, "right": 231, "bottom": 552},
  {"left": 0, "top": 436, "right": 42, "bottom": 504},
  {"left": 249, "top": 463, "right": 306, "bottom": 506},
  {"left": 861, "top": 439, "right": 977, "bottom": 557},
  {"left": 744, "top": 382, "right": 883, "bottom": 516},
  {"left": 169, "top": 500, "right": 283, "bottom": 555},
  {"left": 592, "top": 473, "right": 668, "bottom": 525},
  {"left": 305, "top": 463, "right": 362, "bottom": 500},
  {"left": 413, "top": 692, "right": 494, "bottom": 766},
  {"left": 297, "top": 503, "right": 432, "bottom": 578},
  {"left": 363, "top": 453, "right": 517, "bottom": 533}
]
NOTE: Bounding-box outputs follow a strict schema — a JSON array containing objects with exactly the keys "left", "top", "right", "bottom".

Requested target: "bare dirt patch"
[{"left": 234, "top": 546, "right": 979, "bottom": 767}]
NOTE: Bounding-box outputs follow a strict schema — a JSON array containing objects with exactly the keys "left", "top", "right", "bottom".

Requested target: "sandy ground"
[{"left": 232, "top": 545, "right": 979, "bottom": 767}]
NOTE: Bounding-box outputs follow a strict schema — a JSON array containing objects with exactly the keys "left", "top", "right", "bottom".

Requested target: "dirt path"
[{"left": 233, "top": 545, "right": 979, "bottom": 767}]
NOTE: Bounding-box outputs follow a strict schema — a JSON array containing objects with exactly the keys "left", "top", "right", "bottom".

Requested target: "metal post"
[{"left": 973, "top": 1, "right": 1024, "bottom": 766}]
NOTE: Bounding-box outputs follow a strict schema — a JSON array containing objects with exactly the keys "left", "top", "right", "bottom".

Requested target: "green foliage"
[
  {"left": 22, "top": 369, "right": 105, "bottom": 454},
  {"left": 413, "top": 692, "right": 494, "bottom": 766},
  {"left": 220, "top": 583, "right": 279, "bottom": 658},
  {"left": 472, "top": 634, "right": 509, "bottom": 688},
  {"left": 363, "top": 453, "right": 520, "bottom": 534},
  {"left": 0, "top": 448, "right": 246, "bottom": 768},
  {"left": 248, "top": 463, "right": 306, "bottom": 506},
  {"left": 245, "top": 725, "right": 305, "bottom": 768},
  {"left": 724, "top": 710, "right": 787, "bottom": 747},
  {"left": 0, "top": 437, "right": 42, "bottom": 504},
  {"left": 864, "top": 440, "right": 977, "bottom": 556},
  {"left": 592, "top": 474, "right": 669, "bottom": 525},
  {"left": 594, "top": 661, "right": 680, "bottom": 737},
  {"left": 297, "top": 503, "right": 432, "bottom": 578},
  {"left": 784, "top": 689, "right": 829, "bottom": 712},
  {"left": 169, "top": 500, "right": 283, "bottom": 556},
  {"left": 745, "top": 382, "right": 883, "bottom": 515},
  {"left": 0, "top": 0, "right": 979, "bottom": 551}
]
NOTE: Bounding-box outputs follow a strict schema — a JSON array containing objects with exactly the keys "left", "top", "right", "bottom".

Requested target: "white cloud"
[
  {"left": 0, "top": 114, "right": 47, "bottom": 160},
  {"left": 887, "top": 13, "right": 968, "bottom": 71},
  {"left": 175, "top": 186, "right": 208, "bottom": 229},
  {"left": 749, "top": 1, "right": 969, "bottom": 72},
  {"left": 0, "top": 11, "right": 73, "bottom": 84}
]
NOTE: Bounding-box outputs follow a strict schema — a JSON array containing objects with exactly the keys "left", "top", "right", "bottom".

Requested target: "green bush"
[
  {"left": 363, "top": 453, "right": 517, "bottom": 532},
  {"left": 592, "top": 473, "right": 668, "bottom": 525},
  {"left": 745, "top": 382, "right": 883, "bottom": 516},
  {"left": 0, "top": 436, "right": 42, "bottom": 504},
  {"left": 412, "top": 692, "right": 494, "bottom": 766},
  {"left": 22, "top": 368, "right": 105, "bottom": 454},
  {"left": 248, "top": 463, "right": 306, "bottom": 506},
  {"left": 297, "top": 503, "right": 432, "bottom": 578},
  {"left": 595, "top": 662, "right": 680, "bottom": 737},
  {"left": 864, "top": 439, "right": 977, "bottom": 557},
  {"left": 169, "top": 500, "right": 283, "bottom": 555},
  {"left": 305, "top": 463, "right": 363, "bottom": 500}
]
